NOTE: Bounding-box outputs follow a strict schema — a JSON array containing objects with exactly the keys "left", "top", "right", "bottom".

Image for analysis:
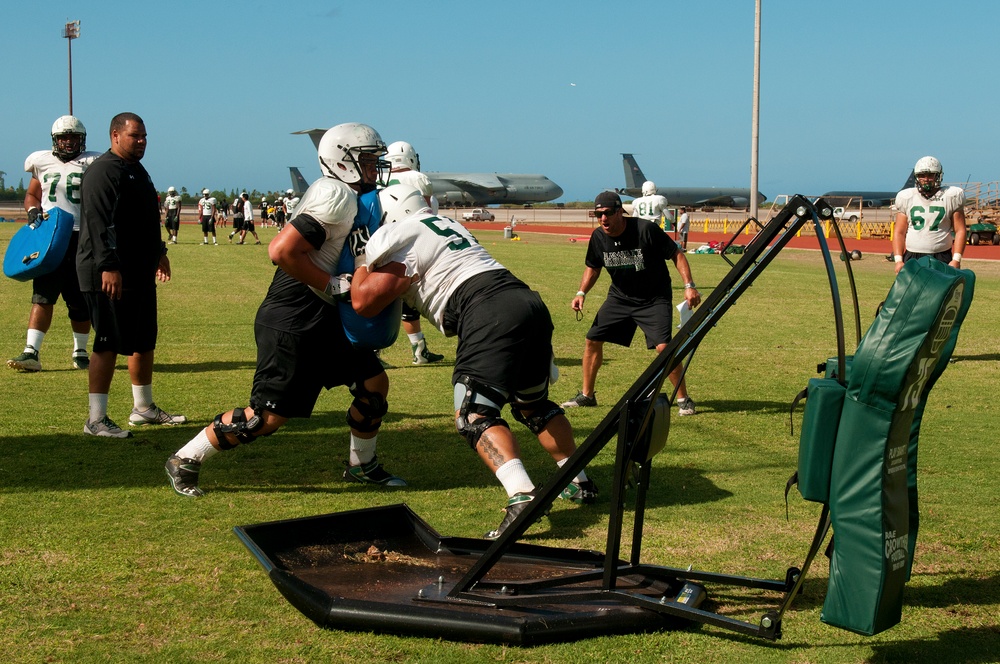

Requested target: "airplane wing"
[{"left": 432, "top": 173, "right": 507, "bottom": 195}]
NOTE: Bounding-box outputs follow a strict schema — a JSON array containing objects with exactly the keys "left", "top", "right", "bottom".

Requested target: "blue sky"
[{"left": 1, "top": 0, "right": 996, "bottom": 203}]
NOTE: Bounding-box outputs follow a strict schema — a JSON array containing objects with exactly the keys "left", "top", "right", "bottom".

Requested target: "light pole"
[
  {"left": 63, "top": 20, "right": 80, "bottom": 115},
  {"left": 750, "top": 1, "right": 761, "bottom": 221}
]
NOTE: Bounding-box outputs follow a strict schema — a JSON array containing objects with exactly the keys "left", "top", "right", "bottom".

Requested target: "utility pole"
[
  {"left": 750, "top": 0, "right": 761, "bottom": 221},
  {"left": 63, "top": 20, "right": 80, "bottom": 115}
]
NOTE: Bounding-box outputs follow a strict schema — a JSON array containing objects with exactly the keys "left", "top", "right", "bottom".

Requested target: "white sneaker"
[
  {"left": 677, "top": 398, "right": 697, "bottom": 416},
  {"left": 84, "top": 416, "right": 132, "bottom": 438},
  {"left": 129, "top": 403, "right": 188, "bottom": 426}
]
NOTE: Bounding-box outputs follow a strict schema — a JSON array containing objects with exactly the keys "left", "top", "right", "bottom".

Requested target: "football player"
[
  {"left": 384, "top": 140, "right": 445, "bottom": 365},
  {"left": 197, "top": 188, "right": 217, "bottom": 244},
  {"left": 350, "top": 184, "right": 598, "bottom": 540},
  {"left": 166, "top": 123, "right": 403, "bottom": 497},
  {"left": 7, "top": 116, "right": 100, "bottom": 372},
  {"left": 892, "top": 156, "right": 967, "bottom": 275},
  {"left": 163, "top": 186, "right": 182, "bottom": 244},
  {"left": 630, "top": 180, "right": 672, "bottom": 231}
]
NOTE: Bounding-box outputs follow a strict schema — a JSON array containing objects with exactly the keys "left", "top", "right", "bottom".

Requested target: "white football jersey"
[
  {"left": 292, "top": 177, "right": 358, "bottom": 276},
  {"left": 164, "top": 194, "right": 182, "bottom": 210},
  {"left": 198, "top": 196, "right": 216, "bottom": 216},
  {"left": 24, "top": 149, "right": 100, "bottom": 230},
  {"left": 895, "top": 186, "right": 966, "bottom": 254},
  {"left": 386, "top": 169, "right": 433, "bottom": 199},
  {"left": 631, "top": 194, "right": 670, "bottom": 224},
  {"left": 285, "top": 196, "right": 300, "bottom": 214},
  {"left": 364, "top": 211, "right": 505, "bottom": 332}
]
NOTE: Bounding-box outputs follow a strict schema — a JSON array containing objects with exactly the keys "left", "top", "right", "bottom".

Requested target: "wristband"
[
  {"left": 894, "top": 255, "right": 904, "bottom": 263},
  {"left": 576, "top": 291, "right": 587, "bottom": 298},
  {"left": 953, "top": 253, "right": 963, "bottom": 262}
]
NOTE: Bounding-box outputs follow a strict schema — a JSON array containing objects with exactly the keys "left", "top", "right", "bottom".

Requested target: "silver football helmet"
[
  {"left": 914, "top": 156, "right": 943, "bottom": 197},
  {"left": 317, "top": 122, "right": 389, "bottom": 186},
  {"left": 378, "top": 184, "right": 429, "bottom": 225},
  {"left": 641, "top": 180, "right": 656, "bottom": 197},
  {"left": 386, "top": 140, "right": 421, "bottom": 172},
  {"left": 51, "top": 115, "right": 87, "bottom": 161}
]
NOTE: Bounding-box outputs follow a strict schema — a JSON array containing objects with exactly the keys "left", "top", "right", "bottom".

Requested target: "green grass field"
[{"left": 1, "top": 224, "right": 997, "bottom": 663}]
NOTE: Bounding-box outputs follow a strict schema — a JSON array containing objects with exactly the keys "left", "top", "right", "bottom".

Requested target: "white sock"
[
  {"left": 175, "top": 429, "right": 220, "bottom": 462},
  {"left": 349, "top": 434, "right": 377, "bottom": 466},
  {"left": 407, "top": 331, "right": 424, "bottom": 345},
  {"left": 88, "top": 393, "right": 109, "bottom": 423},
  {"left": 25, "top": 329, "right": 45, "bottom": 354},
  {"left": 132, "top": 384, "right": 153, "bottom": 411},
  {"left": 72, "top": 332, "right": 89, "bottom": 355},
  {"left": 495, "top": 459, "right": 534, "bottom": 497},
  {"left": 557, "top": 457, "right": 589, "bottom": 484}
]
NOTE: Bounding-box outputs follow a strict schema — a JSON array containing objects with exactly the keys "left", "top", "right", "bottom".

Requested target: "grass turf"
[{"left": 0, "top": 224, "right": 997, "bottom": 663}]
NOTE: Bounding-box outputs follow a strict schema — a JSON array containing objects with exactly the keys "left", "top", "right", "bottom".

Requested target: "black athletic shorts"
[
  {"left": 165, "top": 210, "right": 180, "bottom": 232},
  {"left": 586, "top": 292, "right": 673, "bottom": 349},
  {"left": 452, "top": 286, "right": 553, "bottom": 395},
  {"left": 232, "top": 216, "right": 244, "bottom": 232},
  {"left": 903, "top": 249, "right": 951, "bottom": 265},
  {"left": 31, "top": 231, "right": 89, "bottom": 322},
  {"left": 250, "top": 320, "right": 384, "bottom": 419},
  {"left": 200, "top": 215, "right": 215, "bottom": 233},
  {"left": 84, "top": 289, "right": 158, "bottom": 355}
]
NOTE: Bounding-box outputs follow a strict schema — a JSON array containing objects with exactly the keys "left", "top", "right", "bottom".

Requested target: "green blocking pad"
[{"left": 821, "top": 258, "right": 972, "bottom": 635}]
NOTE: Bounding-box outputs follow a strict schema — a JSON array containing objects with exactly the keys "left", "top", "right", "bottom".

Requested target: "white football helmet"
[
  {"left": 378, "top": 184, "right": 429, "bottom": 225},
  {"left": 317, "top": 122, "right": 388, "bottom": 186},
  {"left": 202, "top": 188, "right": 210, "bottom": 196},
  {"left": 641, "top": 180, "right": 657, "bottom": 197},
  {"left": 51, "top": 115, "right": 87, "bottom": 161},
  {"left": 167, "top": 186, "right": 177, "bottom": 194},
  {"left": 386, "top": 140, "right": 421, "bottom": 172},
  {"left": 914, "top": 156, "right": 943, "bottom": 196},
  {"left": 286, "top": 188, "right": 293, "bottom": 196}
]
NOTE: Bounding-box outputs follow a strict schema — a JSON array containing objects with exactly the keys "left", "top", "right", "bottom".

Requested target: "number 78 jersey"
[
  {"left": 363, "top": 211, "right": 506, "bottom": 332},
  {"left": 895, "top": 185, "right": 966, "bottom": 254},
  {"left": 24, "top": 150, "right": 101, "bottom": 230}
]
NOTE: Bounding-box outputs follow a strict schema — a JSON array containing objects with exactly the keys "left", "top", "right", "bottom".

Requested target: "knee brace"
[
  {"left": 510, "top": 399, "right": 565, "bottom": 435},
  {"left": 346, "top": 384, "right": 388, "bottom": 433},
  {"left": 455, "top": 375, "right": 510, "bottom": 450},
  {"left": 212, "top": 407, "right": 265, "bottom": 450}
]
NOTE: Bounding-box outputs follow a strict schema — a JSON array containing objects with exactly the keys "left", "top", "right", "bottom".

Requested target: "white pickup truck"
[
  {"left": 461, "top": 208, "right": 495, "bottom": 222},
  {"left": 833, "top": 206, "right": 863, "bottom": 223}
]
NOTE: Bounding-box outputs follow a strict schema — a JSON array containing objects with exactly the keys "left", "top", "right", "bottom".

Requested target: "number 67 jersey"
[
  {"left": 24, "top": 149, "right": 101, "bottom": 231},
  {"left": 894, "top": 184, "right": 966, "bottom": 255},
  {"left": 363, "top": 211, "right": 505, "bottom": 334}
]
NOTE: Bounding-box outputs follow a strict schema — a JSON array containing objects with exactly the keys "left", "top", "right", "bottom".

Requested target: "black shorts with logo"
[
  {"left": 84, "top": 288, "right": 158, "bottom": 355},
  {"left": 586, "top": 292, "right": 673, "bottom": 349}
]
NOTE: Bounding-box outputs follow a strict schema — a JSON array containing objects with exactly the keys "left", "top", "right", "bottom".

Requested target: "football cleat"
[
  {"left": 484, "top": 491, "right": 547, "bottom": 540},
  {"left": 559, "top": 479, "right": 599, "bottom": 504},
  {"left": 165, "top": 455, "right": 204, "bottom": 497},
  {"left": 7, "top": 347, "right": 41, "bottom": 372},
  {"left": 411, "top": 338, "right": 444, "bottom": 365},
  {"left": 343, "top": 456, "right": 407, "bottom": 486}
]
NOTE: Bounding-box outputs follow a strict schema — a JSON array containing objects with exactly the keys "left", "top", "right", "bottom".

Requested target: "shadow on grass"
[{"left": 153, "top": 360, "right": 258, "bottom": 373}]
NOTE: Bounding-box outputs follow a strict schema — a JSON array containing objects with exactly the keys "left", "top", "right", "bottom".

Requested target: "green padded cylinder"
[
  {"left": 821, "top": 258, "right": 968, "bottom": 635},
  {"left": 796, "top": 378, "right": 846, "bottom": 503}
]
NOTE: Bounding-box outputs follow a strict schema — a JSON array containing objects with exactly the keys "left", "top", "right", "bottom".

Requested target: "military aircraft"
[
  {"left": 821, "top": 171, "right": 915, "bottom": 207},
  {"left": 292, "top": 128, "right": 563, "bottom": 206},
  {"left": 619, "top": 153, "right": 765, "bottom": 209}
]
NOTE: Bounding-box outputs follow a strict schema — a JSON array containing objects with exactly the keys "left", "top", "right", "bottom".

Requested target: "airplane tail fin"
[
  {"left": 901, "top": 170, "right": 916, "bottom": 191},
  {"left": 289, "top": 167, "right": 309, "bottom": 196},
  {"left": 622, "top": 153, "right": 647, "bottom": 190}
]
